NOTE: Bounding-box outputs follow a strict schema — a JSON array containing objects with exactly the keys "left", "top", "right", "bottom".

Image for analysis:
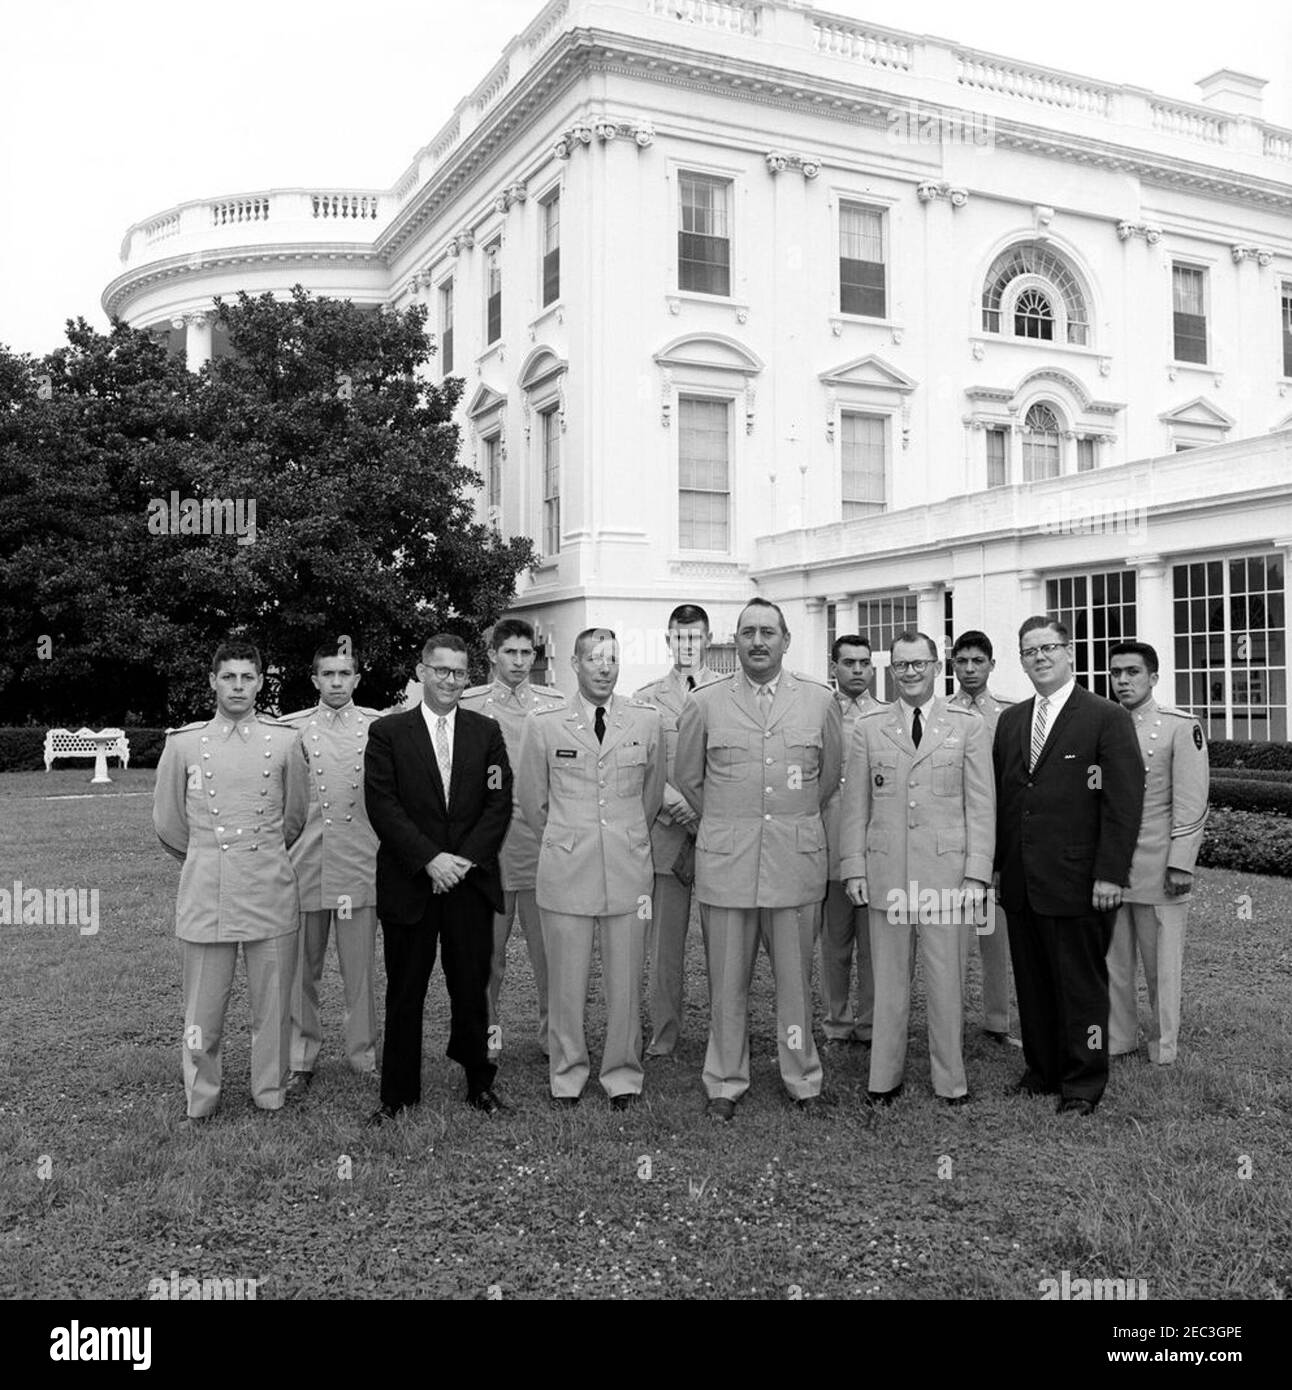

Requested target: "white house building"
[{"left": 104, "top": 0, "right": 1292, "bottom": 739}]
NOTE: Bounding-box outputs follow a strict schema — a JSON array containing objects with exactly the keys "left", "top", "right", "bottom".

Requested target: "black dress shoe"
[
  {"left": 864, "top": 1085, "right": 902, "bottom": 1108},
  {"left": 467, "top": 1088, "right": 509, "bottom": 1115},
  {"left": 610, "top": 1093, "right": 640, "bottom": 1112},
  {"left": 706, "top": 1097, "right": 736, "bottom": 1123},
  {"left": 365, "top": 1103, "right": 402, "bottom": 1127},
  {"left": 287, "top": 1069, "right": 313, "bottom": 1094},
  {"left": 1057, "top": 1096, "right": 1097, "bottom": 1116},
  {"left": 943, "top": 1093, "right": 972, "bottom": 1107},
  {"left": 550, "top": 1094, "right": 580, "bottom": 1109},
  {"left": 982, "top": 1030, "right": 1008, "bottom": 1045},
  {"left": 1008, "top": 1073, "right": 1057, "bottom": 1097}
]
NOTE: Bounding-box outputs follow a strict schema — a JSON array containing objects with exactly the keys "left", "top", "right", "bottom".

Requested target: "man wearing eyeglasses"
[
  {"left": 363, "top": 634, "right": 514, "bottom": 1123},
  {"left": 840, "top": 631, "right": 994, "bottom": 1105},
  {"left": 993, "top": 618, "right": 1144, "bottom": 1116}
]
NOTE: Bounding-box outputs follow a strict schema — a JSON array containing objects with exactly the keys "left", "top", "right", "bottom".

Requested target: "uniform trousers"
[
  {"left": 1007, "top": 900, "right": 1114, "bottom": 1103},
  {"left": 868, "top": 909, "right": 970, "bottom": 1098},
  {"left": 291, "top": 906, "right": 377, "bottom": 1074},
  {"left": 542, "top": 909, "right": 646, "bottom": 1099},
  {"left": 970, "top": 903, "right": 1011, "bottom": 1035},
  {"left": 700, "top": 903, "right": 823, "bottom": 1102},
  {"left": 181, "top": 933, "right": 298, "bottom": 1117},
  {"left": 1108, "top": 900, "right": 1188, "bottom": 1064},
  {"left": 646, "top": 872, "right": 693, "bottom": 1056},
  {"left": 488, "top": 888, "right": 548, "bottom": 1054},
  {"left": 820, "top": 880, "right": 875, "bottom": 1041}
]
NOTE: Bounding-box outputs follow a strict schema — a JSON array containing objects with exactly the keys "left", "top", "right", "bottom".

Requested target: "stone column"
[
  {"left": 1128, "top": 553, "right": 1172, "bottom": 698},
  {"left": 184, "top": 312, "right": 212, "bottom": 372}
]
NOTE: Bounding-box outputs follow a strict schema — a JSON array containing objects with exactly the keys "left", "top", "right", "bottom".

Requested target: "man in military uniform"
[
  {"left": 820, "top": 634, "right": 886, "bottom": 1050},
  {"left": 632, "top": 603, "right": 724, "bottom": 1059},
  {"left": 276, "top": 642, "right": 383, "bottom": 1091},
  {"left": 1107, "top": 641, "right": 1209, "bottom": 1065},
  {"left": 461, "top": 618, "right": 566, "bottom": 1059},
  {"left": 841, "top": 632, "right": 995, "bottom": 1104},
  {"left": 948, "top": 630, "right": 1019, "bottom": 1046},
  {"left": 517, "top": 629, "right": 666, "bottom": 1107},
  {"left": 153, "top": 638, "right": 308, "bottom": 1122},
  {"left": 674, "top": 599, "right": 843, "bottom": 1120}
]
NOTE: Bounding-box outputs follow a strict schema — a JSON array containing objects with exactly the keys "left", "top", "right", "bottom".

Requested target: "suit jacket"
[
  {"left": 517, "top": 692, "right": 666, "bottom": 916},
  {"left": 993, "top": 684, "right": 1145, "bottom": 917},
  {"left": 674, "top": 671, "right": 843, "bottom": 910},
  {"left": 838, "top": 698, "right": 994, "bottom": 919},
  {"left": 364, "top": 705, "right": 513, "bottom": 924}
]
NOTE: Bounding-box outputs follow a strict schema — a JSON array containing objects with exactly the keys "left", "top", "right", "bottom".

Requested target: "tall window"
[
  {"left": 841, "top": 412, "right": 887, "bottom": 518},
  {"left": 839, "top": 203, "right": 885, "bottom": 317},
  {"left": 1172, "top": 264, "right": 1207, "bottom": 364},
  {"left": 1014, "top": 287, "right": 1054, "bottom": 339},
  {"left": 541, "top": 192, "right": 560, "bottom": 307},
  {"left": 485, "top": 239, "right": 502, "bottom": 345},
  {"left": 1282, "top": 283, "right": 1292, "bottom": 378},
  {"left": 678, "top": 173, "right": 731, "bottom": 296},
  {"left": 678, "top": 396, "right": 730, "bottom": 550},
  {"left": 986, "top": 427, "right": 1008, "bottom": 488},
  {"left": 439, "top": 279, "right": 454, "bottom": 374},
  {"left": 1022, "top": 403, "right": 1061, "bottom": 480},
  {"left": 856, "top": 594, "right": 918, "bottom": 701},
  {"left": 1174, "top": 555, "right": 1287, "bottom": 741},
  {"left": 1076, "top": 437, "right": 1096, "bottom": 472},
  {"left": 484, "top": 434, "right": 501, "bottom": 526},
  {"left": 1045, "top": 570, "right": 1137, "bottom": 699},
  {"left": 541, "top": 407, "right": 560, "bottom": 556},
  {"left": 981, "top": 242, "right": 1089, "bottom": 345}
]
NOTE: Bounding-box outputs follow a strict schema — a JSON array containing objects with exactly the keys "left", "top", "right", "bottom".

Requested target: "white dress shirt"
[
  {"left": 1030, "top": 676, "right": 1076, "bottom": 752},
  {"left": 898, "top": 694, "right": 936, "bottom": 743},
  {"left": 420, "top": 701, "right": 457, "bottom": 767}
]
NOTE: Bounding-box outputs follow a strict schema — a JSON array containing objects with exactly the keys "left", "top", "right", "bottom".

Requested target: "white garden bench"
[{"left": 44, "top": 727, "right": 131, "bottom": 777}]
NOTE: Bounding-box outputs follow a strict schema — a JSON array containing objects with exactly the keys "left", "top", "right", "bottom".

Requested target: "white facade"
[{"left": 106, "top": 0, "right": 1292, "bottom": 738}]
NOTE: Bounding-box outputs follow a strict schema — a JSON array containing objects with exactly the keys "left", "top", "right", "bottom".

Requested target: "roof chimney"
[{"left": 1195, "top": 69, "right": 1266, "bottom": 118}]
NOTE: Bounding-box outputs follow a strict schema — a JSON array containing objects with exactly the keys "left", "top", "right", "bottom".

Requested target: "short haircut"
[
  {"left": 421, "top": 632, "right": 468, "bottom": 663},
  {"left": 574, "top": 627, "right": 617, "bottom": 657},
  {"left": 1019, "top": 615, "right": 1070, "bottom": 645},
  {"left": 1109, "top": 640, "right": 1159, "bottom": 675},
  {"left": 737, "top": 597, "right": 788, "bottom": 636},
  {"left": 667, "top": 603, "right": 710, "bottom": 631},
  {"left": 831, "top": 634, "right": 872, "bottom": 663},
  {"left": 211, "top": 638, "right": 262, "bottom": 674},
  {"left": 952, "top": 630, "right": 993, "bottom": 661},
  {"left": 312, "top": 641, "right": 358, "bottom": 672},
  {"left": 890, "top": 630, "right": 940, "bottom": 662},
  {"left": 490, "top": 618, "right": 535, "bottom": 649}
]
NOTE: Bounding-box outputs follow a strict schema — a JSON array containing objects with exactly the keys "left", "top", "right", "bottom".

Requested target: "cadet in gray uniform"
[
  {"left": 153, "top": 639, "right": 308, "bottom": 1122},
  {"left": 632, "top": 603, "right": 724, "bottom": 1059},
  {"left": 277, "top": 643, "right": 383, "bottom": 1089},
  {"left": 1107, "top": 641, "right": 1209, "bottom": 1065},
  {"left": 460, "top": 618, "right": 566, "bottom": 1057}
]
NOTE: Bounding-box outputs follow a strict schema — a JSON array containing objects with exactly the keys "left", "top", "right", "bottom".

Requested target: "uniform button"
[
  {"left": 348, "top": 800, "right": 356, "bottom": 806},
  {"left": 264, "top": 751, "right": 272, "bottom": 759},
  {"left": 599, "top": 799, "right": 606, "bottom": 806},
  {"left": 257, "top": 808, "right": 264, "bottom": 815},
  {"left": 260, "top": 788, "right": 268, "bottom": 797},
  {"left": 344, "top": 815, "right": 353, "bottom": 822},
  {"left": 350, "top": 782, "right": 358, "bottom": 789},
  {"left": 322, "top": 802, "right": 330, "bottom": 808},
  {"left": 766, "top": 757, "right": 773, "bottom": 765},
  {"left": 354, "top": 764, "right": 362, "bottom": 772},
  {"left": 765, "top": 787, "right": 773, "bottom": 794},
  {"left": 208, "top": 790, "right": 216, "bottom": 798},
  {"left": 202, "top": 752, "right": 210, "bottom": 760},
  {"left": 764, "top": 731, "right": 771, "bottom": 739},
  {"left": 250, "top": 844, "right": 258, "bottom": 851},
  {"left": 909, "top": 802, "right": 916, "bottom": 809},
  {"left": 236, "top": 828, "right": 243, "bottom": 835},
  {"left": 221, "top": 844, "right": 229, "bottom": 851},
  {"left": 600, "top": 818, "right": 607, "bottom": 825},
  {"left": 764, "top": 813, "right": 771, "bottom": 820},
  {"left": 325, "top": 818, "right": 333, "bottom": 825},
  {"left": 211, "top": 807, "right": 219, "bottom": 815},
  {"left": 205, "top": 770, "right": 213, "bottom": 779},
  {"left": 217, "top": 826, "right": 225, "bottom": 833},
  {"left": 263, "top": 770, "right": 271, "bottom": 778}
]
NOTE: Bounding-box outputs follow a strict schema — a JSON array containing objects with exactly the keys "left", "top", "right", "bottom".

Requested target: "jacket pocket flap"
[
  {"left": 542, "top": 829, "right": 578, "bottom": 852},
  {"left": 616, "top": 743, "right": 647, "bottom": 766},
  {"left": 696, "top": 823, "right": 735, "bottom": 854},
  {"left": 796, "top": 820, "right": 825, "bottom": 851},
  {"left": 785, "top": 726, "right": 823, "bottom": 748},
  {"left": 937, "top": 827, "right": 967, "bottom": 855}
]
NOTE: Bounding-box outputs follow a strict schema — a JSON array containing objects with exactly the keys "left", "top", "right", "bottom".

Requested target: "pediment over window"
[
  {"left": 1158, "top": 396, "right": 1236, "bottom": 429},
  {"left": 518, "top": 346, "right": 567, "bottom": 393},
  {"left": 818, "top": 354, "right": 917, "bottom": 394},
  {"left": 653, "top": 333, "right": 764, "bottom": 376},
  {"left": 466, "top": 383, "right": 506, "bottom": 419},
  {"left": 965, "top": 368, "right": 1124, "bottom": 420}
]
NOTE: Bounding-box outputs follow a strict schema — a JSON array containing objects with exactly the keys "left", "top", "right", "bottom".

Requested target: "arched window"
[
  {"left": 1022, "top": 402, "right": 1061, "bottom": 480},
  {"left": 982, "top": 243, "right": 1090, "bottom": 346}
]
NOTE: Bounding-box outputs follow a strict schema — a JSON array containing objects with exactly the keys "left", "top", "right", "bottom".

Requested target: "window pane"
[
  {"left": 986, "top": 428, "right": 1007, "bottom": 488},
  {"left": 679, "top": 174, "right": 731, "bottom": 295},
  {"left": 679, "top": 397, "right": 730, "bottom": 551},
  {"left": 841, "top": 412, "right": 886, "bottom": 515}
]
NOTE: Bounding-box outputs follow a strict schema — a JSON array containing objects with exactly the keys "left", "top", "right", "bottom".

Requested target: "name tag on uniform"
[
  {"left": 556, "top": 749, "right": 578, "bottom": 759},
  {"left": 1063, "top": 753, "right": 1076, "bottom": 760}
]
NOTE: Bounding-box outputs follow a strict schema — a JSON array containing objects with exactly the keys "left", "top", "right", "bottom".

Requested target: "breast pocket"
[
  {"left": 708, "top": 733, "right": 751, "bottom": 778},
  {"left": 931, "top": 751, "right": 963, "bottom": 797},
  {"left": 783, "top": 726, "right": 822, "bottom": 780},
  {"left": 550, "top": 748, "right": 588, "bottom": 793},
  {"left": 871, "top": 755, "right": 898, "bottom": 797},
  {"left": 615, "top": 742, "right": 647, "bottom": 797}
]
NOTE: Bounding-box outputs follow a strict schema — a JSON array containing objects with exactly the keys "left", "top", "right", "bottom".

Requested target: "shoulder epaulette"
[
  {"left": 792, "top": 670, "right": 833, "bottom": 689},
  {"left": 691, "top": 672, "right": 736, "bottom": 695},
  {"left": 1157, "top": 706, "right": 1199, "bottom": 721},
  {"left": 860, "top": 704, "right": 891, "bottom": 718},
  {"left": 165, "top": 720, "right": 206, "bottom": 736},
  {"left": 630, "top": 695, "right": 660, "bottom": 710},
  {"left": 532, "top": 685, "right": 566, "bottom": 701},
  {"left": 532, "top": 700, "right": 568, "bottom": 717},
  {"left": 273, "top": 707, "right": 315, "bottom": 726},
  {"left": 257, "top": 714, "right": 297, "bottom": 733},
  {"left": 356, "top": 705, "right": 383, "bottom": 719},
  {"left": 944, "top": 703, "right": 975, "bottom": 715},
  {"left": 461, "top": 684, "right": 492, "bottom": 700},
  {"left": 632, "top": 680, "right": 663, "bottom": 700}
]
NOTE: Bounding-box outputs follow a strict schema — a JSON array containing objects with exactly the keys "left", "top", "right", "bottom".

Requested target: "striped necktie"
[
  {"left": 435, "top": 716, "right": 452, "bottom": 802},
  {"left": 1029, "top": 696, "right": 1050, "bottom": 773}
]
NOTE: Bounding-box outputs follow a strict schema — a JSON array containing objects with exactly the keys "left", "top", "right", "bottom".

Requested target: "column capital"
[{"left": 1126, "top": 552, "right": 1167, "bottom": 579}]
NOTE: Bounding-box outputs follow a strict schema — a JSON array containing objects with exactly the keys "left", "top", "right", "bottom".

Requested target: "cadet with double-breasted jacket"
[
  {"left": 632, "top": 605, "right": 725, "bottom": 1059},
  {"left": 517, "top": 631, "right": 666, "bottom": 1104},
  {"left": 673, "top": 601, "right": 843, "bottom": 1119},
  {"left": 948, "top": 644, "right": 1017, "bottom": 1044},
  {"left": 461, "top": 626, "right": 567, "bottom": 1058},
  {"left": 1107, "top": 644, "right": 1209, "bottom": 1065},
  {"left": 841, "top": 633, "right": 995, "bottom": 1103},
  {"left": 153, "top": 644, "right": 309, "bottom": 1121},
  {"left": 276, "top": 647, "right": 384, "bottom": 1088}
]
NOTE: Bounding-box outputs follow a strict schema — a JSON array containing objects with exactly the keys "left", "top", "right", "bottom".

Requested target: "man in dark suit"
[
  {"left": 363, "top": 633, "right": 514, "bottom": 1123},
  {"left": 994, "top": 617, "right": 1144, "bottom": 1116}
]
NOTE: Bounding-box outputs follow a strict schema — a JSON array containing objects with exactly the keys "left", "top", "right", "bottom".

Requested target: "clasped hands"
[{"left": 426, "top": 852, "right": 474, "bottom": 893}]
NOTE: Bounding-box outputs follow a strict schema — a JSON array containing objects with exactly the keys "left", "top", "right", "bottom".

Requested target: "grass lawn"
[{"left": 1, "top": 767, "right": 1289, "bottom": 1301}]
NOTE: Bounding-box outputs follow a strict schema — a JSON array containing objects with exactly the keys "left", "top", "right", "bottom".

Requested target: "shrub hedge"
[
  {"left": 1199, "top": 807, "right": 1292, "bottom": 878},
  {"left": 1208, "top": 767, "right": 1292, "bottom": 784},
  {"left": 0, "top": 727, "right": 169, "bottom": 772},
  {"left": 1206, "top": 739, "right": 1292, "bottom": 770},
  {"left": 1206, "top": 778, "right": 1292, "bottom": 815}
]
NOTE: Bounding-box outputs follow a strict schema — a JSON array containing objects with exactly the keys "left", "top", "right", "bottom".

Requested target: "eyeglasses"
[
  {"left": 422, "top": 665, "right": 470, "bottom": 683},
  {"left": 1019, "top": 643, "right": 1067, "bottom": 662},
  {"left": 892, "top": 660, "right": 933, "bottom": 674}
]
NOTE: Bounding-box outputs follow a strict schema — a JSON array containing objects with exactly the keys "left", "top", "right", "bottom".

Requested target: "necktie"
[
  {"left": 912, "top": 707, "right": 923, "bottom": 748},
  {"left": 594, "top": 706, "right": 606, "bottom": 744},
  {"left": 435, "top": 716, "right": 451, "bottom": 801},
  {"left": 686, "top": 675, "right": 695, "bottom": 691},
  {"left": 1030, "top": 696, "right": 1050, "bottom": 773},
  {"left": 756, "top": 683, "right": 774, "bottom": 724}
]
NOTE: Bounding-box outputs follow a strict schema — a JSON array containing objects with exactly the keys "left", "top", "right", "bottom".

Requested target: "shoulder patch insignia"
[{"left": 1193, "top": 724, "right": 1204, "bottom": 750}]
